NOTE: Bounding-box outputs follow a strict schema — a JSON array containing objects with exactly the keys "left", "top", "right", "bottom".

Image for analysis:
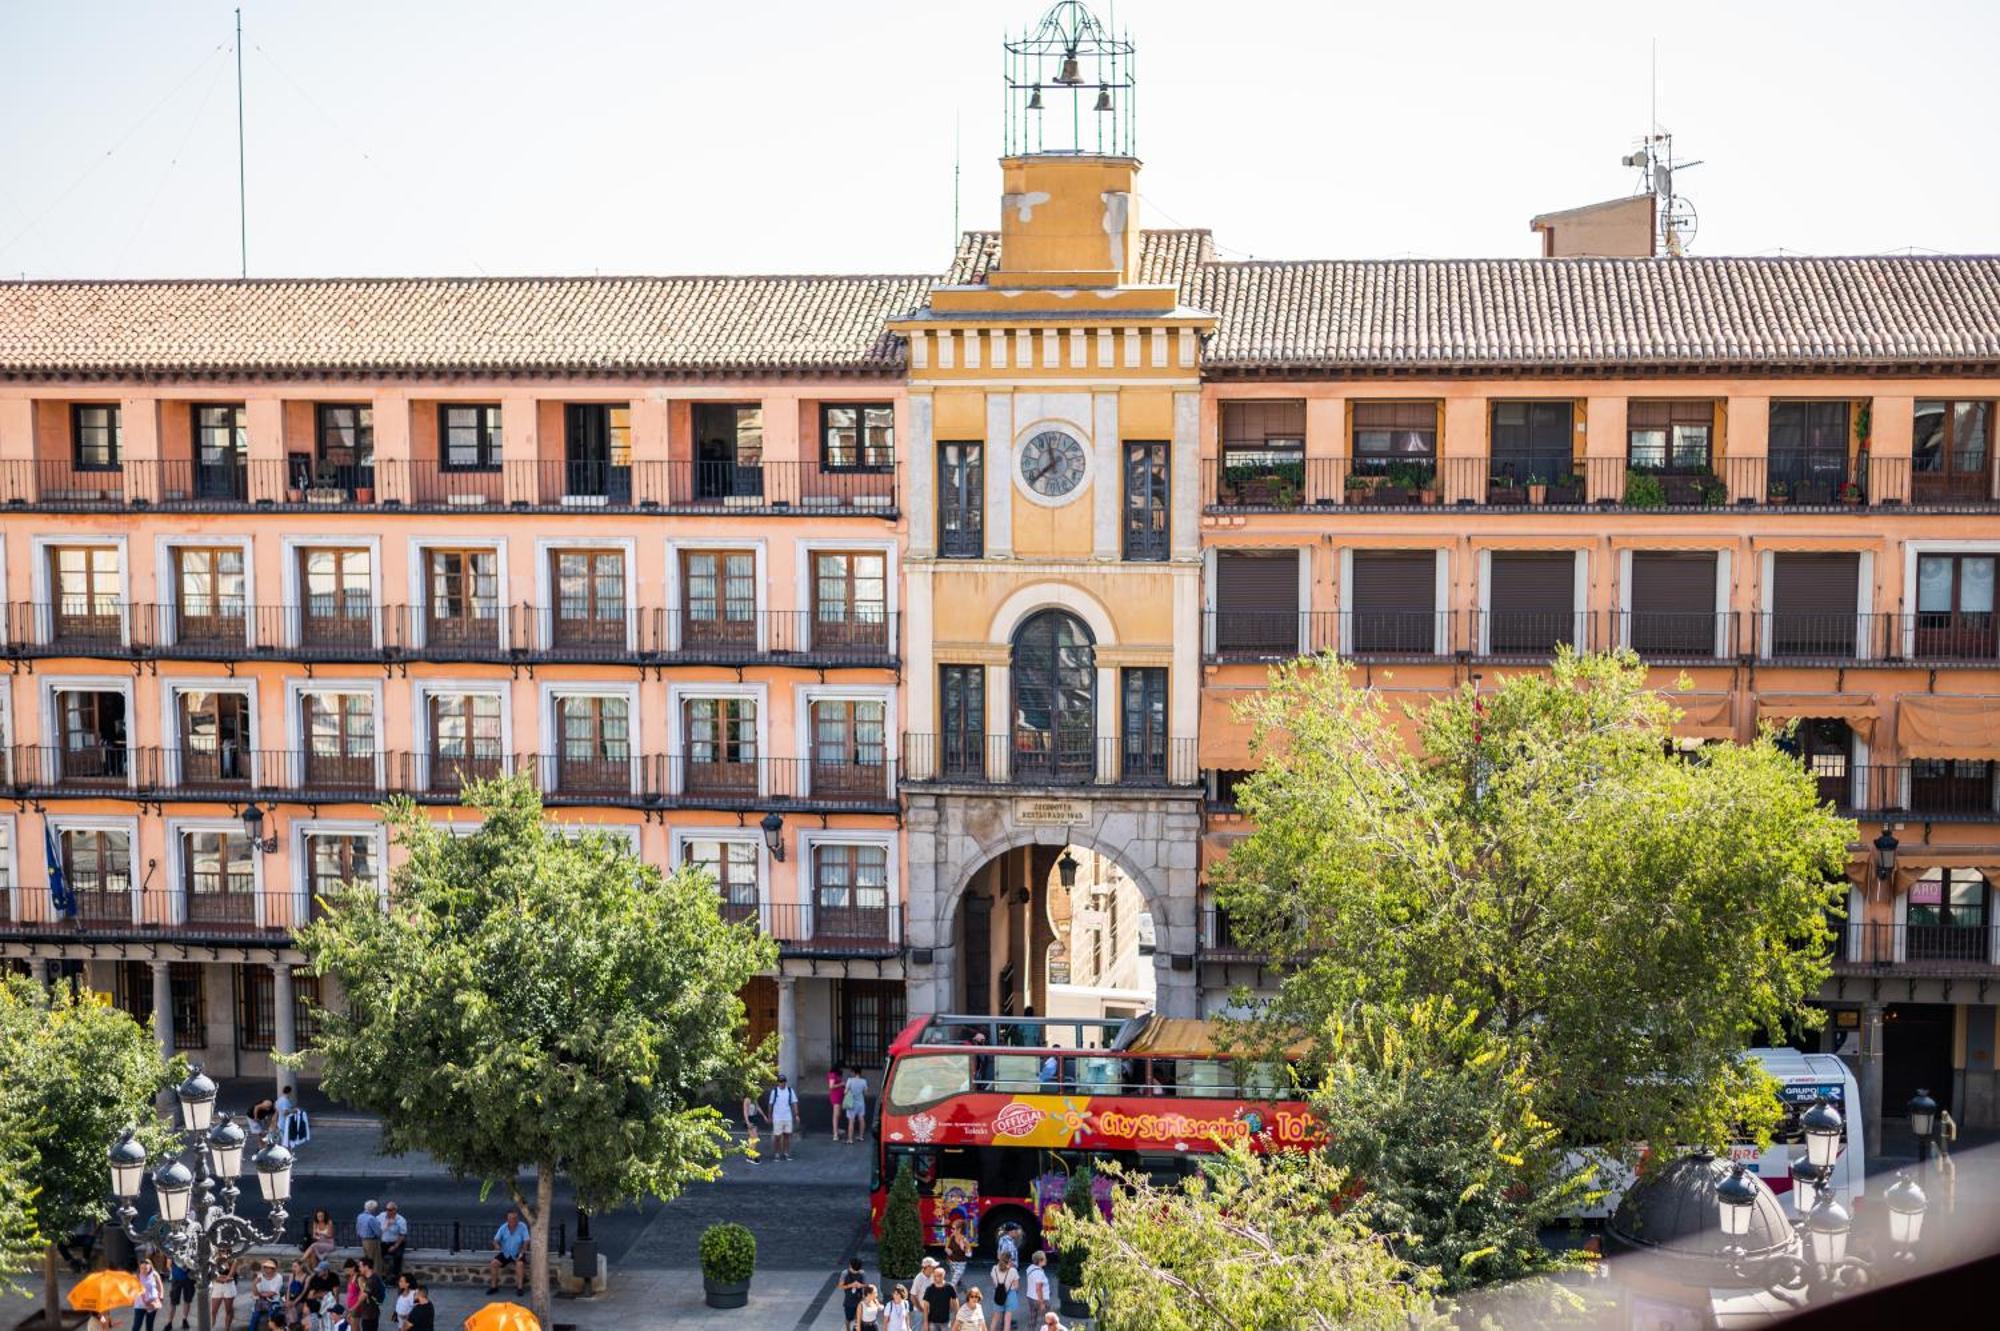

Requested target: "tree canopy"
[
  {"left": 1216, "top": 650, "right": 1853, "bottom": 1158},
  {"left": 296, "top": 775, "right": 776, "bottom": 1322}
]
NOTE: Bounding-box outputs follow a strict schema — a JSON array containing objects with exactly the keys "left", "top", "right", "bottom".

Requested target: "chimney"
[{"left": 1529, "top": 195, "right": 1656, "bottom": 257}]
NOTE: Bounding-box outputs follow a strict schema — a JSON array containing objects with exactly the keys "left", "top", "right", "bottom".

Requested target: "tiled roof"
[{"left": 0, "top": 274, "right": 938, "bottom": 379}]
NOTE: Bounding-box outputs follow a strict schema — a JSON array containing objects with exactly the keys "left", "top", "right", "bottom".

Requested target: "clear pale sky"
[{"left": 2, "top": 0, "right": 1994, "bottom": 280}]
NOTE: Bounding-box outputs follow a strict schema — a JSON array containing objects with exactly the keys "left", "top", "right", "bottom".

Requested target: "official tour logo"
[{"left": 991, "top": 1101, "right": 1047, "bottom": 1138}]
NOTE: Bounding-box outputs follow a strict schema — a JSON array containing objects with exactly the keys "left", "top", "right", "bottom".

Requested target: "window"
[
  {"left": 48, "top": 545, "right": 120, "bottom": 644},
  {"left": 683, "top": 697, "right": 756, "bottom": 796},
  {"left": 182, "top": 830, "right": 255, "bottom": 927},
  {"left": 177, "top": 690, "right": 253, "bottom": 784},
  {"left": 175, "top": 547, "right": 246, "bottom": 645},
  {"left": 1915, "top": 554, "right": 1996, "bottom": 657},
  {"left": 1906, "top": 870, "right": 1989, "bottom": 963},
  {"left": 236, "top": 967, "right": 276, "bottom": 1052},
  {"left": 692, "top": 404, "right": 764, "bottom": 499},
  {"left": 61, "top": 828, "right": 132, "bottom": 911},
  {"left": 557, "top": 695, "right": 631, "bottom": 793},
  {"left": 425, "top": 549, "right": 500, "bottom": 647},
  {"left": 813, "top": 551, "right": 888, "bottom": 652},
  {"left": 427, "top": 693, "right": 504, "bottom": 788},
  {"left": 55, "top": 690, "right": 127, "bottom": 781},
  {"left": 834, "top": 978, "right": 906, "bottom": 1071},
  {"left": 1627, "top": 401, "right": 1714, "bottom": 471},
  {"left": 1489, "top": 401, "right": 1574, "bottom": 483},
  {"left": 1218, "top": 400, "right": 1306, "bottom": 504},
  {"left": 305, "top": 832, "right": 377, "bottom": 900},
  {"left": 684, "top": 839, "right": 760, "bottom": 921},
  {"left": 1768, "top": 552, "right": 1861, "bottom": 658},
  {"left": 294, "top": 973, "right": 324, "bottom": 1048},
  {"left": 551, "top": 550, "right": 626, "bottom": 647},
  {"left": 939, "top": 665, "right": 986, "bottom": 779},
  {"left": 1768, "top": 401, "right": 1851, "bottom": 502},
  {"left": 680, "top": 550, "right": 757, "bottom": 649},
  {"left": 1121, "top": 667, "right": 1169, "bottom": 780},
  {"left": 299, "top": 548, "right": 373, "bottom": 647},
  {"left": 1349, "top": 551, "right": 1438, "bottom": 654},
  {"left": 813, "top": 842, "right": 890, "bottom": 940},
  {"left": 937, "top": 442, "right": 984, "bottom": 558},
  {"left": 1123, "top": 442, "right": 1169, "bottom": 561},
  {"left": 1213, "top": 551, "right": 1299, "bottom": 657},
  {"left": 440, "top": 404, "right": 502, "bottom": 472},
  {"left": 562, "top": 404, "right": 632, "bottom": 499},
  {"left": 193, "top": 405, "right": 248, "bottom": 499},
  {"left": 822, "top": 404, "right": 895, "bottom": 471},
  {"left": 1486, "top": 552, "right": 1577, "bottom": 655},
  {"left": 1351, "top": 401, "right": 1438, "bottom": 469},
  {"left": 1627, "top": 551, "right": 1721, "bottom": 657},
  {"left": 1908, "top": 760, "right": 1997, "bottom": 818},
  {"left": 1776, "top": 718, "right": 1854, "bottom": 809},
  {"left": 1010, "top": 611, "right": 1096, "bottom": 785},
  {"left": 811, "top": 699, "right": 887, "bottom": 800},
  {"left": 114, "top": 964, "right": 204, "bottom": 1049},
  {"left": 71, "top": 404, "right": 121, "bottom": 471},
  {"left": 314, "top": 404, "right": 374, "bottom": 486},
  {"left": 1913, "top": 401, "right": 1993, "bottom": 500},
  {"left": 302, "top": 692, "right": 375, "bottom": 786}
]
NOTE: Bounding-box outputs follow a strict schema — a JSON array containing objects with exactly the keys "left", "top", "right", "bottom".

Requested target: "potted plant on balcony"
[
  {"left": 1623, "top": 471, "right": 1666, "bottom": 509},
  {"left": 1766, "top": 478, "right": 1791, "bottom": 506},
  {"left": 1549, "top": 470, "right": 1585, "bottom": 504},
  {"left": 1525, "top": 474, "right": 1549, "bottom": 506},
  {"left": 1837, "top": 480, "right": 1864, "bottom": 506},
  {"left": 1374, "top": 462, "right": 1417, "bottom": 506},
  {"left": 1343, "top": 470, "right": 1374, "bottom": 504},
  {"left": 1414, "top": 463, "right": 1440, "bottom": 505},
  {"left": 700, "top": 1221, "right": 756, "bottom": 1309},
  {"left": 1488, "top": 473, "right": 1527, "bottom": 505},
  {"left": 306, "top": 461, "right": 346, "bottom": 505}
]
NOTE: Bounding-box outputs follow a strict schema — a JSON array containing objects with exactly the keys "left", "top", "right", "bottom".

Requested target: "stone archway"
[{"left": 903, "top": 789, "right": 1203, "bottom": 1020}]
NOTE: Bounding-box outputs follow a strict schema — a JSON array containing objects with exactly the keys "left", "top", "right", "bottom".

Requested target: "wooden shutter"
[
  {"left": 1350, "top": 551, "right": 1436, "bottom": 653},
  {"left": 1630, "top": 552, "right": 1718, "bottom": 655},
  {"left": 1488, "top": 552, "right": 1575, "bottom": 653},
  {"left": 1215, "top": 551, "right": 1299, "bottom": 654},
  {"left": 1772, "top": 553, "right": 1859, "bottom": 615}
]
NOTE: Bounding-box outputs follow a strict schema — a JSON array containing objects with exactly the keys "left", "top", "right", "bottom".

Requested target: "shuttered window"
[
  {"left": 1214, "top": 551, "right": 1299, "bottom": 656},
  {"left": 1629, "top": 552, "right": 1719, "bottom": 656},
  {"left": 1490, "top": 402, "right": 1574, "bottom": 482},
  {"left": 1487, "top": 552, "right": 1576, "bottom": 655},
  {"left": 1770, "top": 552, "right": 1860, "bottom": 657},
  {"left": 1349, "top": 551, "right": 1437, "bottom": 653}
]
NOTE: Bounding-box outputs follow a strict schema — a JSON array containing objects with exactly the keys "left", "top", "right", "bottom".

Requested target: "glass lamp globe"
[
  {"left": 1715, "top": 1162, "right": 1759, "bottom": 1239},
  {"left": 152, "top": 1159, "right": 195, "bottom": 1224},
  {"left": 174, "top": 1066, "right": 218, "bottom": 1133},
  {"left": 252, "top": 1139, "right": 295, "bottom": 1204},
  {"left": 1801, "top": 1098, "right": 1843, "bottom": 1171},
  {"left": 1884, "top": 1171, "right": 1928, "bottom": 1248},
  {"left": 107, "top": 1130, "right": 149, "bottom": 1200},
  {"left": 1805, "top": 1195, "right": 1852, "bottom": 1268},
  {"left": 206, "top": 1115, "right": 247, "bottom": 1181}
]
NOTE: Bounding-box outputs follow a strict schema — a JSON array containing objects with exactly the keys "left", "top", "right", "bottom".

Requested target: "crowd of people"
[
  {"left": 738, "top": 1065, "right": 873, "bottom": 1161},
  {"left": 838, "top": 1221, "right": 1059, "bottom": 1331}
]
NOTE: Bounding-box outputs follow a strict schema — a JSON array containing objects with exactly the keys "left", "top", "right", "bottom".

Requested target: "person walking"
[
  {"left": 389, "top": 1276, "right": 414, "bottom": 1331},
  {"left": 827, "top": 1066, "right": 846, "bottom": 1141},
  {"left": 740, "top": 1085, "right": 766, "bottom": 1161},
  {"left": 1022, "top": 1251, "right": 1050, "bottom": 1327},
  {"left": 951, "top": 1288, "right": 986, "bottom": 1331},
  {"left": 208, "top": 1256, "right": 239, "bottom": 1331},
  {"left": 987, "top": 1252, "right": 1020, "bottom": 1331},
  {"left": 838, "top": 1257, "right": 867, "bottom": 1327},
  {"left": 167, "top": 1257, "right": 197, "bottom": 1330},
  {"left": 355, "top": 1259, "right": 385, "bottom": 1331},
  {"left": 378, "top": 1203, "right": 409, "bottom": 1280},
  {"left": 885, "top": 1284, "right": 915, "bottom": 1331},
  {"left": 854, "top": 1283, "right": 883, "bottom": 1330},
  {"left": 843, "top": 1067, "right": 870, "bottom": 1142},
  {"left": 911, "top": 1257, "right": 938, "bottom": 1310},
  {"left": 355, "top": 1201, "right": 383, "bottom": 1271},
  {"left": 944, "top": 1216, "right": 973, "bottom": 1288},
  {"left": 401, "top": 1286, "right": 434, "bottom": 1331},
  {"left": 130, "top": 1259, "right": 164, "bottom": 1331},
  {"left": 768, "top": 1075, "right": 800, "bottom": 1160},
  {"left": 920, "top": 1268, "right": 957, "bottom": 1331},
  {"left": 486, "top": 1209, "right": 531, "bottom": 1296}
]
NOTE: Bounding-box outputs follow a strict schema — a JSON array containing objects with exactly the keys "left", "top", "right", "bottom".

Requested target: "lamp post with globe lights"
[{"left": 106, "top": 1066, "right": 293, "bottom": 1331}]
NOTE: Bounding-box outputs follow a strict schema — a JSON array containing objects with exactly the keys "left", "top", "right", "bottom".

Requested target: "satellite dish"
[{"left": 1662, "top": 196, "right": 1699, "bottom": 256}]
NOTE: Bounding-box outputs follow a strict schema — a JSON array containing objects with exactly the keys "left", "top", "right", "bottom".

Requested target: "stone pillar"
[
  {"left": 150, "top": 960, "right": 175, "bottom": 1059},
  {"left": 1859, "top": 1000, "right": 1886, "bottom": 1151},
  {"left": 271, "top": 963, "right": 297, "bottom": 1104},
  {"left": 907, "top": 395, "right": 936, "bottom": 558},
  {"left": 776, "top": 976, "right": 799, "bottom": 1084}
]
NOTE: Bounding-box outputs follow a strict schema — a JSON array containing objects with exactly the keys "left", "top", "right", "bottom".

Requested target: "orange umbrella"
[
  {"left": 463, "top": 1303, "right": 540, "bottom": 1331},
  {"left": 67, "top": 1269, "right": 143, "bottom": 1314}
]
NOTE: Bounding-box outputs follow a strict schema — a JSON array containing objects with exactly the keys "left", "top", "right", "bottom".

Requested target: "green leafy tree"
[
  {"left": 1217, "top": 650, "right": 1851, "bottom": 1161},
  {"left": 1054, "top": 1165, "right": 1095, "bottom": 1294},
  {"left": 1049, "top": 1146, "right": 1446, "bottom": 1331},
  {"left": 877, "top": 1159, "right": 924, "bottom": 1280},
  {"left": 296, "top": 775, "right": 776, "bottom": 1324},
  {"left": 0, "top": 976, "right": 177, "bottom": 1327}
]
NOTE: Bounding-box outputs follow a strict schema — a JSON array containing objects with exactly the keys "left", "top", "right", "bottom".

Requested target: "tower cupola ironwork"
[{"left": 1004, "top": 2, "right": 1135, "bottom": 157}]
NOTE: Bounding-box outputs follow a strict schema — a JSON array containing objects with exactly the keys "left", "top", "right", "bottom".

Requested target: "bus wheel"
[{"left": 981, "top": 1207, "right": 1041, "bottom": 1261}]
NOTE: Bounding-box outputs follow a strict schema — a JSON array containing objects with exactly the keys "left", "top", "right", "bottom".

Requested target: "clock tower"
[{"left": 894, "top": 2, "right": 1212, "bottom": 1022}]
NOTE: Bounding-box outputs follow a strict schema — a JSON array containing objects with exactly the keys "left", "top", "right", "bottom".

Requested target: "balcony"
[
  {"left": 0, "top": 886, "right": 305, "bottom": 941},
  {"left": 720, "top": 902, "right": 905, "bottom": 958},
  {"left": 1196, "top": 908, "right": 1266, "bottom": 963},
  {"left": 1200, "top": 610, "right": 1751, "bottom": 665},
  {"left": 1833, "top": 922, "right": 1999, "bottom": 975},
  {"left": 1844, "top": 764, "right": 2000, "bottom": 820},
  {"left": 1753, "top": 612, "right": 1894, "bottom": 663},
  {"left": 900, "top": 734, "right": 1199, "bottom": 789}
]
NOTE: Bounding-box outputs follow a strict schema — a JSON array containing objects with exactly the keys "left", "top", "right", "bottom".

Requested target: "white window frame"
[
  {"left": 1614, "top": 548, "right": 1733, "bottom": 658},
  {"left": 534, "top": 537, "right": 639, "bottom": 652},
  {"left": 407, "top": 535, "right": 511, "bottom": 652},
  {"left": 293, "top": 819, "right": 387, "bottom": 913},
  {"left": 796, "top": 538, "right": 897, "bottom": 654},
  {"left": 0, "top": 813, "right": 17, "bottom": 928},
  {"left": 793, "top": 683, "right": 898, "bottom": 799},
  {"left": 153, "top": 534, "right": 256, "bottom": 650},
  {"left": 411, "top": 678, "right": 514, "bottom": 791},
  {"left": 796, "top": 829, "right": 900, "bottom": 945},
  {"left": 280, "top": 535, "right": 383, "bottom": 650},
  {"left": 666, "top": 681, "right": 770, "bottom": 799},
  {"left": 44, "top": 813, "right": 140, "bottom": 924},
  {"left": 540, "top": 680, "right": 641, "bottom": 797},
  {"left": 668, "top": 825, "right": 771, "bottom": 916},
  {"left": 166, "top": 816, "right": 268, "bottom": 929},
  {"left": 664, "top": 538, "right": 769, "bottom": 653},
  {"left": 39, "top": 674, "right": 137, "bottom": 790},
  {"left": 1899, "top": 540, "right": 2000, "bottom": 659},
  {"left": 159, "top": 676, "right": 261, "bottom": 787},
  {"left": 285, "top": 677, "right": 387, "bottom": 790},
  {"left": 31, "top": 534, "right": 130, "bottom": 649}
]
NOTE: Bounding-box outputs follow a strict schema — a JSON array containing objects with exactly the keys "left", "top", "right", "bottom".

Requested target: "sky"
[{"left": 1, "top": 0, "right": 1995, "bottom": 280}]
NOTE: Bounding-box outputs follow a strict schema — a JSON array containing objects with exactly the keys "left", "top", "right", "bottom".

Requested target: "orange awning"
[
  {"left": 1664, "top": 692, "right": 1736, "bottom": 739},
  {"left": 1756, "top": 692, "right": 1878, "bottom": 743},
  {"left": 1200, "top": 689, "right": 1264, "bottom": 768},
  {"left": 1896, "top": 694, "right": 2000, "bottom": 761}
]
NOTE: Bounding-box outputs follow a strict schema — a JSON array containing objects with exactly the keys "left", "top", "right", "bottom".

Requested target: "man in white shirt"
[
  {"left": 1023, "top": 1250, "right": 1051, "bottom": 1325},
  {"left": 841, "top": 1069, "right": 869, "bottom": 1142},
  {"left": 767, "top": 1076, "right": 799, "bottom": 1160},
  {"left": 911, "top": 1257, "right": 938, "bottom": 1306}
]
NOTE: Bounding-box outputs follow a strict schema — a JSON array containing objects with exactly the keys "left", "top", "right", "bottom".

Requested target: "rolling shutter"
[
  {"left": 1630, "top": 551, "right": 1718, "bottom": 655},
  {"left": 1350, "top": 551, "right": 1437, "bottom": 653},
  {"left": 1215, "top": 551, "right": 1300, "bottom": 655},
  {"left": 1488, "top": 552, "right": 1576, "bottom": 654},
  {"left": 1770, "top": 553, "right": 1859, "bottom": 657}
]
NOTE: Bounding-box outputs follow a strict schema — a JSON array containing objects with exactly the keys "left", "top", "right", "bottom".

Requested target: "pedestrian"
[
  {"left": 246, "top": 1261, "right": 284, "bottom": 1331},
  {"left": 339, "top": 1261, "right": 363, "bottom": 1330},
  {"left": 1022, "top": 1251, "right": 1050, "bottom": 1327},
  {"left": 486, "top": 1208, "right": 531, "bottom": 1296},
  {"left": 209, "top": 1256, "right": 239, "bottom": 1331},
  {"left": 951, "top": 1288, "right": 985, "bottom": 1331},
  {"left": 768, "top": 1075, "right": 800, "bottom": 1160},
  {"left": 996, "top": 1222, "right": 1021, "bottom": 1267},
  {"left": 838, "top": 1257, "right": 867, "bottom": 1327},
  {"left": 1038, "top": 1315, "right": 1062, "bottom": 1331},
  {"left": 920, "top": 1267, "right": 957, "bottom": 1331},
  {"left": 740, "top": 1085, "right": 766, "bottom": 1161},
  {"left": 355, "top": 1259, "right": 385, "bottom": 1331},
  {"left": 355, "top": 1200, "right": 383, "bottom": 1271},
  {"left": 944, "top": 1216, "right": 973, "bottom": 1288},
  {"left": 885, "top": 1284, "right": 915, "bottom": 1331},
  {"left": 167, "top": 1257, "right": 197, "bottom": 1329},
  {"left": 131, "top": 1258, "right": 164, "bottom": 1331},
  {"left": 275, "top": 1084, "right": 296, "bottom": 1142},
  {"left": 987, "top": 1252, "right": 1019, "bottom": 1331},
  {"left": 843, "top": 1067, "right": 870, "bottom": 1142},
  {"left": 283, "top": 1260, "right": 310, "bottom": 1330},
  {"left": 828, "top": 1065, "right": 847, "bottom": 1141},
  {"left": 855, "top": 1282, "right": 883, "bottom": 1330},
  {"left": 378, "top": 1203, "right": 408, "bottom": 1280},
  {"left": 306, "top": 1209, "right": 338, "bottom": 1267},
  {"left": 402, "top": 1285, "right": 434, "bottom": 1331},
  {"left": 910, "top": 1256, "right": 938, "bottom": 1307},
  {"left": 304, "top": 1261, "right": 338, "bottom": 1330},
  {"left": 389, "top": 1276, "right": 414, "bottom": 1331}
]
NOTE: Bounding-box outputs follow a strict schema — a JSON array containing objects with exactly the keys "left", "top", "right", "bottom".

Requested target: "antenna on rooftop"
[
  {"left": 234, "top": 7, "right": 247, "bottom": 277},
  {"left": 1621, "top": 44, "right": 1701, "bottom": 256}
]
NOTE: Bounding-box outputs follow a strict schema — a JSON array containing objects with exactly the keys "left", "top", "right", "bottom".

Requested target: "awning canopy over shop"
[
  {"left": 1662, "top": 692, "right": 1735, "bottom": 739},
  {"left": 1896, "top": 695, "right": 2000, "bottom": 761},
  {"left": 1200, "top": 690, "right": 1263, "bottom": 769},
  {"left": 1846, "top": 847, "right": 2000, "bottom": 900},
  {"left": 1755, "top": 692, "right": 1878, "bottom": 743}
]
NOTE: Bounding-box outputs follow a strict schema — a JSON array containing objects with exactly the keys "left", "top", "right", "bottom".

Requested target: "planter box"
[
  {"left": 1489, "top": 486, "right": 1527, "bottom": 505},
  {"left": 704, "top": 1276, "right": 751, "bottom": 1310}
]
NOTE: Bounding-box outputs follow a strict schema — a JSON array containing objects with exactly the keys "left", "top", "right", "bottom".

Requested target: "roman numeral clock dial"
[{"left": 1019, "top": 429, "right": 1087, "bottom": 498}]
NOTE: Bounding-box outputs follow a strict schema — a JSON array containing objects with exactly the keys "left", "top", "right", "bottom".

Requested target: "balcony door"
[
  {"left": 680, "top": 550, "right": 757, "bottom": 651},
  {"left": 1912, "top": 400, "right": 1993, "bottom": 503},
  {"left": 175, "top": 546, "right": 247, "bottom": 647},
  {"left": 49, "top": 545, "right": 121, "bottom": 647},
  {"left": 557, "top": 695, "right": 631, "bottom": 794},
  {"left": 426, "top": 548, "right": 499, "bottom": 649},
  {"left": 562, "top": 404, "right": 631, "bottom": 501},
  {"left": 1011, "top": 610, "right": 1096, "bottom": 785},
  {"left": 1915, "top": 554, "right": 1996, "bottom": 659},
  {"left": 57, "top": 689, "right": 126, "bottom": 782},
  {"left": 427, "top": 692, "right": 504, "bottom": 790},
  {"left": 302, "top": 692, "right": 375, "bottom": 788},
  {"left": 683, "top": 698, "right": 756, "bottom": 797},
  {"left": 811, "top": 699, "right": 887, "bottom": 800},
  {"left": 551, "top": 549, "right": 627, "bottom": 649},
  {"left": 812, "top": 843, "right": 888, "bottom": 943},
  {"left": 1905, "top": 869, "right": 1990, "bottom": 964},
  {"left": 1778, "top": 718, "right": 1854, "bottom": 809},
  {"left": 178, "top": 690, "right": 253, "bottom": 785},
  {"left": 692, "top": 404, "right": 763, "bottom": 499},
  {"left": 62, "top": 828, "right": 132, "bottom": 923},
  {"left": 193, "top": 405, "right": 248, "bottom": 500},
  {"left": 685, "top": 838, "right": 760, "bottom": 925},
  {"left": 183, "top": 830, "right": 256, "bottom": 929}
]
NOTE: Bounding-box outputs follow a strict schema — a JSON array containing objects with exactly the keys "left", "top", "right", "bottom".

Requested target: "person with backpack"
[{"left": 768, "top": 1074, "right": 800, "bottom": 1160}]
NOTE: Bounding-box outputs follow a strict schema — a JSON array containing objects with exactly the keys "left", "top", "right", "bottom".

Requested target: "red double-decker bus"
[{"left": 869, "top": 1012, "right": 1316, "bottom": 1250}]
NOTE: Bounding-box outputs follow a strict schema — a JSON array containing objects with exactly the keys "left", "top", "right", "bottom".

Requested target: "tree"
[
  {"left": 0, "top": 976, "right": 177, "bottom": 1328},
  {"left": 877, "top": 1159, "right": 924, "bottom": 1280},
  {"left": 1054, "top": 1166, "right": 1094, "bottom": 1295},
  {"left": 296, "top": 775, "right": 776, "bottom": 1324},
  {"left": 1217, "top": 650, "right": 1852, "bottom": 1161},
  {"left": 1049, "top": 1146, "right": 1447, "bottom": 1331}
]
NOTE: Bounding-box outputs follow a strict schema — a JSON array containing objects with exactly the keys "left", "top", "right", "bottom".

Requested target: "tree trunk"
[
  {"left": 530, "top": 1163, "right": 554, "bottom": 1326},
  {"left": 42, "top": 1242, "right": 61, "bottom": 1330}
]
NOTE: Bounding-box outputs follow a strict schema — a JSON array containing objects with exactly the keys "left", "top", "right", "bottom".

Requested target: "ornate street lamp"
[
  {"left": 1872, "top": 828, "right": 1899, "bottom": 885},
  {"left": 240, "top": 803, "right": 279, "bottom": 854},
  {"left": 1883, "top": 1171, "right": 1928, "bottom": 1248},
  {"left": 760, "top": 811, "right": 786, "bottom": 862},
  {"left": 1056, "top": 850, "right": 1080, "bottom": 889},
  {"left": 1907, "top": 1088, "right": 1941, "bottom": 1165},
  {"left": 109, "top": 1066, "right": 292, "bottom": 1331}
]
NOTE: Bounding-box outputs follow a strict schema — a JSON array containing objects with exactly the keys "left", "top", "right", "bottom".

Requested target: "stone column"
[
  {"left": 907, "top": 395, "right": 936, "bottom": 558},
  {"left": 150, "top": 960, "right": 175, "bottom": 1059},
  {"left": 1859, "top": 1000, "right": 1886, "bottom": 1151},
  {"left": 271, "top": 962, "right": 297, "bottom": 1104},
  {"left": 776, "top": 976, "right": 799, "bottom": 1085}
]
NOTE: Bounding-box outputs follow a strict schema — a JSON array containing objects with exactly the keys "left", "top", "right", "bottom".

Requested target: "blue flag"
[{"left": 44, "top": 823, "right": 74, "bottom": 919}]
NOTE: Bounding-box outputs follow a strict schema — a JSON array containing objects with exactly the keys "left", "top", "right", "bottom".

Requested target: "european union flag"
[{"left": 44, "top": 823, "right": 74, "bottom": 919}]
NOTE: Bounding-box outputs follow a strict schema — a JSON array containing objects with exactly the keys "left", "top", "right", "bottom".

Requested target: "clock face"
[{"left": 1019, "top": 429, "right": 1087, "bottom": 498}]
